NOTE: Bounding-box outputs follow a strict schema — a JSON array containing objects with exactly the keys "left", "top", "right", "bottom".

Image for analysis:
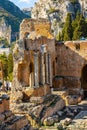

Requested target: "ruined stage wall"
[{"left": 54, "top": 41, "right": 87, "bottom": 90}]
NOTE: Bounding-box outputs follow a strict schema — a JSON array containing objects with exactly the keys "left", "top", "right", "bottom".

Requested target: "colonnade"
[{"left": 33, "top": 50, "right": 52, "bottom": 88}]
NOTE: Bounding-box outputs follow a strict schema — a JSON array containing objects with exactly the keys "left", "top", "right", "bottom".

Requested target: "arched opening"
[
  {"left": 53, "top": 61, "right": 55, "bottom": 76},
  {"left": 81, "top": 65, "right": 87, "bottom": 97},
  {"left": 24, "top": 32, "right": 29, "bottom": 38}
]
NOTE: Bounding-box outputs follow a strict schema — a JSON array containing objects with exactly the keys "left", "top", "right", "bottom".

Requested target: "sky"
[{"left": 10, "top": 0, "right": 38, "bottom": 9}]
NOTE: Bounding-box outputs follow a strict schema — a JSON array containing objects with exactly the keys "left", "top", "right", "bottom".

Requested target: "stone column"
[
  {"left": 29, "top": 73, "right": 34, "bottom": 87},
  {"left": 40, "top": 53, "right": 45, "bottom": 85},
  {"left": 48, "top": 53, "right": 52, "bottom": 86},
  {"left": 45, "top": 53, "right": 49, "bottom": 84},
  {"left": 34, "top": 52, "right": 39, "bottom": 88}
]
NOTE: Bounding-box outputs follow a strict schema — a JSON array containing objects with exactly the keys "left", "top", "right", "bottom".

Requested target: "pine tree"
[{"left": 62, "top": 13, "right": 73, "bottom": 41}]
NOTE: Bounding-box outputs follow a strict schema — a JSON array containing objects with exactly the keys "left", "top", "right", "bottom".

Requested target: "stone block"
[
  {"left": 4, "top": 110, "right": 12, "bottom": 118},
  {"left": 15, "top": 116, "right": 29, "bottom": 130},
  {"left": 53, "top": 77, "right": 63, "bottom": 90},
  {"left": 3, "top": 99, "right": 9, "bottom": 111},
  {"left": 66, "top": 95, "right": 80, "bottom": 105},
  {"left": 61, "top": 118, "right": 72, "bottom": 126},
  {"left": 0, "top": 114, "right": 5, "bottom": 122},
  {"left": 6, "top": 123, "right": 16, "bottom": 130},
  {"left": 23, "top": 85, "right": 51, "bottom": 98},
  {"left": 30, "top": 97, "right": 44, "bottom": 104},
  {"left": 43, "top": 98, "right": 65, "bottom": 119},
  {"left": 31, "top": 105, "right": 44, "bottom": 118},
  {"left": 43, "top": 117, "right": 54, "bottom": 126},
  {"left": 0, "top": 100, "right": 4, "bottom": 113},
  {"left": 6, "top": 115, "right": 29, "bottom": 130}
]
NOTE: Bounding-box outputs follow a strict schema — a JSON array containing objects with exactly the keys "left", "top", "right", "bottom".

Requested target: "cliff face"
[{"left": 32, "top": 0, "right": 87, "bottom": 36}]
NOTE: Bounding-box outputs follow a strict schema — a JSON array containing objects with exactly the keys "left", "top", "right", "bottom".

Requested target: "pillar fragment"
[
  {"left": 48, "top": 53, "right": 52, "bottom": 86},
  {"left": 34, "top": 52, "right": 39, "bottom": 88}
]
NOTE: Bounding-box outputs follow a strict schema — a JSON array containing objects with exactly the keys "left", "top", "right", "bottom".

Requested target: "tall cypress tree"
[
  {"left": 72, "top": 12, "right": 80, "bottom": 31},
  {"left": 7, "top": 53, "right": 13, "bottom": 81},
  {"left": 62, "top": 13, "right": 73, "bottom": 41},
  {"left": 8, "top": 53, "right": 13, "bottom": 74},
  {"left": 56, "top": 32, "right": 62, "bottom": 41},
  {"left": 73, "top": 14, "right": 87, "bottom": 40},
  {"left": 0, "top": 53, "right": 8, "bottom": 80}
]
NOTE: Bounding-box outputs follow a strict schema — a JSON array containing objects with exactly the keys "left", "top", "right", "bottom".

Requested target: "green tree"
[
  {"left": 72, "top": 12, "right": 80, "bottom": 31},
  {"left": 73, "top": 14, "right": 87, "bottom": 40},
  {"left": 8, "top": 53, "right": 13, "bottom": 74},
  {"left": 62, "top": 13, "right": 73, "bottom": 41},
  {"left": 56, "top": 32, "right": 62, "bottom": 41},
  {"left": 0, "top": 53, "right": 8, "bottom": 80},
  {"left": 0, "top": 53, "right": 13, "bottom": 81},
  {"left": 7, "top": 53, "right": 13, "bottom": 82}
]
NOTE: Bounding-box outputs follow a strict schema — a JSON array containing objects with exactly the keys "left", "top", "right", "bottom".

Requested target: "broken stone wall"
[
  {"left": 20, "top": 19, "right": 51, "bottom": 39},
  {"left": 54, "top": 41, "right": 87, "bottom": 90}
]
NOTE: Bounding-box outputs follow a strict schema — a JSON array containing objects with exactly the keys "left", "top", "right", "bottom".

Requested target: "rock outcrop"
[{"left": 32, "top": 0, "right": 87, "bottom": 36}]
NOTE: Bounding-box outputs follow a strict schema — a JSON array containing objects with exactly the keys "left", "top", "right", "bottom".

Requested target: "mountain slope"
[{"left": 0, "top": 0, "right": 29, "bottom": 33}]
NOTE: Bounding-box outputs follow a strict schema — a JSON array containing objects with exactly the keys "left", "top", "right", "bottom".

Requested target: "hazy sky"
[{"left": 10, "top": 0, "right": 38, "bottom": 9}]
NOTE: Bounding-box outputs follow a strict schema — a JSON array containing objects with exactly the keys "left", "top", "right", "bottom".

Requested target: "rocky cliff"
[{"left": 32, "top": 0, "right": 87, "bottom": 36}]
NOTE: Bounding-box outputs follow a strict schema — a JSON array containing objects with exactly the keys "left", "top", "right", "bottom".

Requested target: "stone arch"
[
  {"left": 24, "top": 32, "right": 29, "bottom": 38},
  {"left": 81, "top": 64, "right": 87, "bottom": 96}
]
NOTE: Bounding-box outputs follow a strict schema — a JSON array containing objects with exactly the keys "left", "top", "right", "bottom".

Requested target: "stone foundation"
[{"left": 53, "top": 76, "right": 81, "bottom": 90}]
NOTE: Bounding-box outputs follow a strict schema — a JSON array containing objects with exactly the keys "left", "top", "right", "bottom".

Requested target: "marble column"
[
  {"left": 45, "top": 53, "right": 49, "bottom": 84},
  {"left": 34, "top": 52, "right": 39, "bottom": 88},
  {"left": 48, "top": 53, "right": 52, "bottom": 86}
]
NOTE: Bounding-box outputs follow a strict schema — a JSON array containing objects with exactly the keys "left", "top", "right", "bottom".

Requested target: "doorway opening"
[{"left": 81, "top": 65, "right": 87, "bottom": 98}]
